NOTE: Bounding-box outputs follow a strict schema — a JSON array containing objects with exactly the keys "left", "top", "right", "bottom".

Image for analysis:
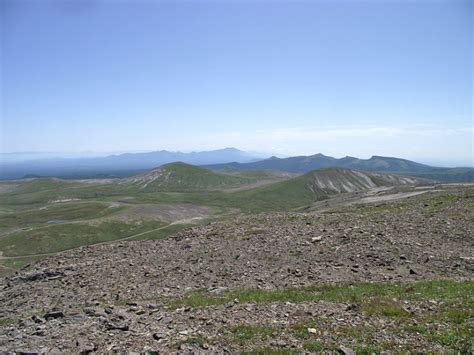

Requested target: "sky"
[{"left": 1, "top": 0, "right": 473, "bottom": 166}]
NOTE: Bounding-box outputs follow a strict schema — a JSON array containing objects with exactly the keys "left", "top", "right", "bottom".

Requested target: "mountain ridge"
[
  {"left": 231, "top": 166, "right": 426, "bottom": 211},
  {"left": 206, "top": 154, "right": 474, "bottom": 182}
]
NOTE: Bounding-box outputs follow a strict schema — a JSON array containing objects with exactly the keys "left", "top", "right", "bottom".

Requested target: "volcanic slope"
[
  {"left": 124, "top": 162, "right": 257, "bottom": 192},
  {"left": 0, "top": 188, "right": 472, "bottom": 352},
  {"left": 232, "top": 167, "right": 426, "bottom": 211}
]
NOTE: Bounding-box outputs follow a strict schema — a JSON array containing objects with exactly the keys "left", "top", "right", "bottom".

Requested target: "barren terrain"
[{"left": 0, "top": 187, "right": 472, "bottom": 353}]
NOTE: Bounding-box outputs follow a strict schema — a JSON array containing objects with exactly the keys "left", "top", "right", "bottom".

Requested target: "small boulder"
[
  {"left": 153, "top": 332, "right": 165, "bottom": 340},
  {"left": 338, "top": 345, "right": 356, "bottom": 355},
  {"left": 31, "top": 315, "right": 44, "bottom": 324},
  {"left": 44, "top": 311, "right": 65, "bottom": 321}
]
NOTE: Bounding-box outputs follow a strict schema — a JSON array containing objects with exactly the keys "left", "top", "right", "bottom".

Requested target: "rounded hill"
[{"left": 125, "top": 162, "right": 254, "bottom": 192}]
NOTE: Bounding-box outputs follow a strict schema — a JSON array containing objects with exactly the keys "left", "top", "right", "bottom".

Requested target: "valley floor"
[{"left": 0, "top": 188, "right": 473, "bottom": 352}]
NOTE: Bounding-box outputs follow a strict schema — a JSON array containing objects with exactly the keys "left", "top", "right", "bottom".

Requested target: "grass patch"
[
  {"left": 171, "top": 280, "right": 474, "bottom": 309},
  {"left": 423, "top": 194, "right": 464, "bottom": 213},
  {"left": 127, "top": 223, "right": 188, "bottom": 241},
  {"left": 0, "top": 201, "right": 122, "bottom": 230},
  {"left": 304, "top": 341, "right": 335, "bottom": 352},
  {"left": 243, "top": 347, "right": 300, "bottom": 355},
  {"left": 176, "top": 336, "right": 208, "bottom": 348},
  {"left": 0, "top": 219, "right": 165, "bottom": 256},
  {"left": 362, "top": 299, "right": 409, "bottom": 318},
  {"left": 432, "top": 308, "right": 472, "bottom": 325},
  {"left": 427, "top": 326, "right": 474, "bottom": 353},
  {"left": 292, "top": 319, "right": 327, "bottom": 340},
  {"left": 0, "top": 255, "right": 47, "bottom": 270},
  {"left": 422, "top": 304, "right": 474, "bottom": 352},
  {"left": 232, "top": 325, "right": 275, "bottom": 343},
  {"left": 353, "top": 344, "right": 386, "bottom": 354},
  {"left": 403, "top": 323, "right": 429, "bottom": 335},
  {"left": 0, "top": 318, "right": 16, "bottom": 327}
]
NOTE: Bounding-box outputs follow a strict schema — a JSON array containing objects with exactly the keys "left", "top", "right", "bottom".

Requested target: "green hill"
[
  {"left": 231, "top": 168, "right": 425, "bottom": 211},
  {"left": 125, "top": 162, "right": 255, "bottom": 192}
]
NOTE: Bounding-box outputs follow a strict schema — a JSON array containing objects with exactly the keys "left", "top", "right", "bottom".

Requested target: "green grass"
[
  {"left": 232, "top": 325, "right": 275, "bottom": 343},
  {"left": 0, "top": 318, "right": 16, "bottom": 327},
  {"left": 423, "top": 194, "right": 464, "bottom": 213},
  {"left": 304, "top": 341, "right": 335, "bottom": 352},
  {"left": 176, "top": 336, "right": 208, "bottom": 348},
  {"left": 139, "top": 163, "right": 256, "bottom": 192},
  {"left": 14, "top": 178, "right": 81, "bottom": 194},
  {"left": 0, "top": 255, "right": 48, "bottom": 269},
  {"left": 403, "top": 323, "right": 429, "bottom": 335},
  {"left": 0, "top": 182, "right": 133, "bottom": 206},
  {"left": 0, "top": 201, "right": 123, "bottom": 230},
  {"left": 243, "top": 347, "right": 300, "bottom": 355},
  {"left": 294, "top": 320, "right": 377, "bottom": 348},
  {"left": 427, "top": 326, "right": 474, "bottom": 353},
  {"left": 0, "top": 219, "right": 165, "bottom": 256},
  {"left": 292, "top": 319, "right": 327, "bottom": 340},
  {"left": 417, "top": 304, "right": 474, "bottom": 352},
  {"left": 165, "top": 280, "right": 473, "bottom": 352},
  {"left": 353, "top": 344, "right": 386, "bottom": 354},
  {"left": 127, "top": 223, "right": 188, "bottom": 241},
  {"left": 230, "top": 175, "right": 330, "bottom": 212},
  {"left": 170, "top": 280, "right": 474, "bottom": 309},
  {"left": 362, "top": 299, "right": 409, "bottom": 318}
]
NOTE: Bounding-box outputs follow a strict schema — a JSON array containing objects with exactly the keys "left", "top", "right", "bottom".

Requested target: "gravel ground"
[{"left": 0, "top": 188, "right": 472, "bottom": 352}]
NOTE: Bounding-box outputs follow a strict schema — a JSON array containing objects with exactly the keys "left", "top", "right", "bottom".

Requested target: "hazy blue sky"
[{"left": 1, "top": 0, "right": 472, "bottom": 165}]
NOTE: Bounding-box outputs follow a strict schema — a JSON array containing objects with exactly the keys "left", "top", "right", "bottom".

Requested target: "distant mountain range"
[
  {"left": 207, "top": 154, "right": 474, "bottom": 182},
  {"left": 1, "top": 149, "right": 472, "bottom": 182},
  {"left": 0, "top": 148, "right": 265, "bottom": 179}
]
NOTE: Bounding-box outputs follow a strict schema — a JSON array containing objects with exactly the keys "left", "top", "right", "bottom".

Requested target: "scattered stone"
[
  {"left": 0, "top": 188, "right": 472, "bottom": 352},
  {"left": 338, "top": 345, "right": 356, "bottom": 355},
  {"left": 44, "top": 311, "right": 65, "bottom": 321},
  {"left": 18, "top": 320, "right": 29, "bottom": 328},
  {"left": 271, "top": 339, "right": 288, "bottom": 347},
  {"left": 153, "top": 333, "right": 165, "bottom": 340},
  {"left": 21, "top": 271, "right": 65, "bottom": 282},
  {"left": 33, "top": 327, "right": 46, "bottom": 337},
  {"left": 104, "top": 317, "right": 129, "bottom": 331},
  {"left": 31, "top": 315, "right": 44, "bottom": 324}
]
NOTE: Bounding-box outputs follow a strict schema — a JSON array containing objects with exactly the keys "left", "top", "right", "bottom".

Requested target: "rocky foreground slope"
[{"left": 0, "top": 189, "right": 473, "bottom": 352}]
